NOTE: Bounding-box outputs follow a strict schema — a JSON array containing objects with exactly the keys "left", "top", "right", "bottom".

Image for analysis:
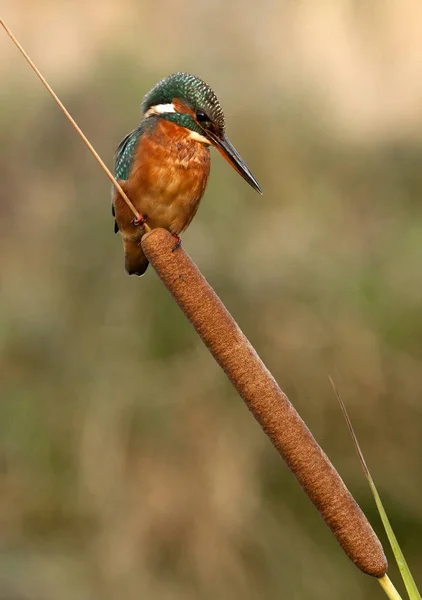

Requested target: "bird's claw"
[
  {"left": 171, "top": 234, "right": 181, "bottom": 252},
  {"left": 132, "top": 213, "right": 147, "bottom": 227}
]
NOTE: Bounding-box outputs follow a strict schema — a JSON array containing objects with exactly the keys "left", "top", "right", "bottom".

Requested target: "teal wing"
[
  {"left": 114, "top": 126, "right": 144, "bottom": 180},
  {"left": 112, "top": 125, "right": 144, "bottom": 233}
]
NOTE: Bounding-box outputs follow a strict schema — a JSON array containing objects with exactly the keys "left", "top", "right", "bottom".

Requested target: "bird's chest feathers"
[
  {"left": 126, "top": 119, "right": 211, "bottom": 233},
  {"left": 129, "top": 119, "right": 210, "bottom": 197}
]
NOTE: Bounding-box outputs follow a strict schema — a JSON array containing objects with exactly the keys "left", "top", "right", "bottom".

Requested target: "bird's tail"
[{"left": 123, "top": 239, "right": 149, "bottom": 276}]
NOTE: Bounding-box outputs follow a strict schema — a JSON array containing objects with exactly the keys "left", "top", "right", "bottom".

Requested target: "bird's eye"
[{"left": 196, "top": 111, "right": 210, "bottom": 123}]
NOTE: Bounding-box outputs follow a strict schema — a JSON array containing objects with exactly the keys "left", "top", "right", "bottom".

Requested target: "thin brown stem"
[{"left": 0, "top": 18, "right": 140, "bottom": 221}]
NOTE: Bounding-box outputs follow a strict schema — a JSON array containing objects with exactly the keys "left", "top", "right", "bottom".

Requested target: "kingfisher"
[{"left": 112, "top": 72, "right": 263, "bottom": 276}]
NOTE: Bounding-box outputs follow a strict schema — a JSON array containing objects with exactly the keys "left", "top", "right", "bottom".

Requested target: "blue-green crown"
[{"left": 141, "top": 72, "right": 225, "bottom": 133}]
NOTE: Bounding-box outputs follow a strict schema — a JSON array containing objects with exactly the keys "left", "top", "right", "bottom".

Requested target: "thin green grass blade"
[{"left": 329, "top": 378, "right": 421, "bottom": 600}]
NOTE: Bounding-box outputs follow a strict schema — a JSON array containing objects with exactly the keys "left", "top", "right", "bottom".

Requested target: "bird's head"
[{"left": 142, "top": 72, "right": 262, "bottom": 194}]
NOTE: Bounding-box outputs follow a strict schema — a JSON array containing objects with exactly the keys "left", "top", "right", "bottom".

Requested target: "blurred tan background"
[{"left": 1, "top": 1, "right": 422, "bottom": 598}]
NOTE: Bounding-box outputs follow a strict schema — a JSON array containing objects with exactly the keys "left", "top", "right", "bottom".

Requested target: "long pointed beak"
[{"left": 208, "top": 132, "right": 263, "bottom": 194}]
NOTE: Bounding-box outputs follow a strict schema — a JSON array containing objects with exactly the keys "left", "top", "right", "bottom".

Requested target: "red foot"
[
  {"left": 132, "top": 213, "right": 147, "bottom": 227},
  {"left": 172, "top": 234, "right": 181, "bottom": 252}
]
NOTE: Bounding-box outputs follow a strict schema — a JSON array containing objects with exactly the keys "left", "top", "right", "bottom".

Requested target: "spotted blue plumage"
[
  {"left": 114, "top": 125, "right": 143, "bottom": 180},
  {"left": 142, "top": 72, "right": 225, "bottom": 134},
  {"left": 112, "top": 122, "right": 150, "bottom": 232}
]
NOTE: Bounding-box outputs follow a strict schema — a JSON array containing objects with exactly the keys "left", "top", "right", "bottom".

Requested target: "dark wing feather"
[
  {"left": 112, "top": 204, "right": 119, "bottom": 233},
  {"left": 111, "top": 125, "right": 145, "bottom": 233}
]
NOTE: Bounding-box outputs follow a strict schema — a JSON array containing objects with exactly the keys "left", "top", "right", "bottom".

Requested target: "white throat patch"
[
  {"left": 189, "top": 130, "right": 212, "bottom": 146},
  {"left": 144, "top": 103, "right": 176, "bottom": 118}
]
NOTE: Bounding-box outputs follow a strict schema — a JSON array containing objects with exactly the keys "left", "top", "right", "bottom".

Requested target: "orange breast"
[{"left": 126, "top": 119, "right": 211, "bottom": 235}]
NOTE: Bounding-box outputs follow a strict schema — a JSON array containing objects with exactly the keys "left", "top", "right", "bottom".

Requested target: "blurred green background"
[{"left": 1, "top": 1, "right": 421, "bottom": 598}]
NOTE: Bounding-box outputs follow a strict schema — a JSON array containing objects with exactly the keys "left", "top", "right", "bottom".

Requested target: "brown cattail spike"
[{"left": 142, "top": 228, "right": 388, "bottom": 578}]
